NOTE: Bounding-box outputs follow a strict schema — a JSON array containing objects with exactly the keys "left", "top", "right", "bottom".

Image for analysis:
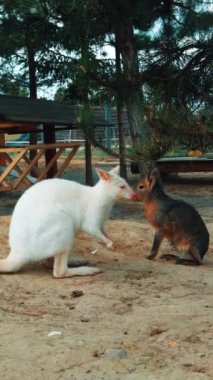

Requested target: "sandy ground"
[{"left": 0, "top": 159, "right": 213, "bottom": 380}]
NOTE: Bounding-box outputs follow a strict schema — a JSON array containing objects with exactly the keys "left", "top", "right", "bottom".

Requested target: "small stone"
[
  {"left": 59, "top": 294, "right": 66, "bottom": 299},
  {"left": 91, "top": 249, "right": 98, "bottom": 255},
  {"left": 183, "top": 363, "right": 193, "bottom": 368},
  {"left": 64, "top": 302, "right": 75, "bottom": 309},
  {"left": 71, "top": 290, "right": 84, "bottom": 298},
  {"left": 185, "top": 335, "right": 201, "bottom": 343},
  {"left": 92, "top": 349, "right": 104, "bottom": 357},
  {"left": 48, "top": 330, "right": 62, "bottom": 337},
  {"left": 69, "top": 305, "right": 75, "bottom": 310},
  {"left": 149, "top": 326, "right": 167, "bottom": 336},
  {"left": 80, "top": 316, "right": 90, "bottom": 322},
  {"left": 104, "top": 348, "right": 128, "bottom": 359}
]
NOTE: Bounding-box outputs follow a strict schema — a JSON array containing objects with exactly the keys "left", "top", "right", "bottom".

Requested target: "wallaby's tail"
[{"left": 0, "top": 251, "right": 25, "bottom": 273}]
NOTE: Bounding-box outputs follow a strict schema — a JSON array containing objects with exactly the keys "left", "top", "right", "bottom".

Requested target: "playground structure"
[{"left": 0, "top": 95, "right": 111, "bottom": 191}]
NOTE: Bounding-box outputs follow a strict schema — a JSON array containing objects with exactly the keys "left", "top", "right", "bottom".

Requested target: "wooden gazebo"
[{"left": 0, "top": 95, "right": 111, "bottom": 191}]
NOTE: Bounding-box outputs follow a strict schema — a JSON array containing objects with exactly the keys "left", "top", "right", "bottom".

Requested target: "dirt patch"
[{"left": 0, "top": 159, "right": 212, "bottom": 380}]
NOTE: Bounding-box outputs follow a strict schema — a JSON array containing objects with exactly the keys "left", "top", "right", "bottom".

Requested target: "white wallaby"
[{"left": 0, "top": 166, "right": 137, "bottom": 278}]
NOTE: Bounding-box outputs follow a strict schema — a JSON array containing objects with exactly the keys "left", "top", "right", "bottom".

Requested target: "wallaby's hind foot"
[
  {"left": 53, "top": 252, "right": 102, "bottom": 278},
  {"left": 53, "top": 266, "right": 103, "bottom": 279}
]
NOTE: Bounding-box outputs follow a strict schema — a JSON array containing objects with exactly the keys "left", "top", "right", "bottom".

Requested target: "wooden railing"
[{"left": 0, "top": 142, "right": 80, "bottom": 191}]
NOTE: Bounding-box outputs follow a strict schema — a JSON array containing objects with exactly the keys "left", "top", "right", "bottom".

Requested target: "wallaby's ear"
[
  {"left": 148, "top": 168, "right": 160, "bottom": 189},
  {"left": 109, "top": 166, "right": 120, "bottom": 176},
  {"left": 96, "top": 168, "right": 111, "bottom": 181}
]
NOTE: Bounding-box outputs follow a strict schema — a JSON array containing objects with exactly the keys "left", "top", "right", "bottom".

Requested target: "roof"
[{"left": 0, "top": 95, "right": 111, "bottom": 128}]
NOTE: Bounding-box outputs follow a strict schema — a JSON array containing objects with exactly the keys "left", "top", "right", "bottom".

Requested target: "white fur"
[{"left": 0, "top": 167, "right": 136, "bottom": 278}]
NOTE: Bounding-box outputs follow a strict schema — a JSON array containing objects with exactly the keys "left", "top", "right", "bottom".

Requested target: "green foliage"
[
  {"left": 0, "top": 0, "right": 59, "bottom": 91},
  {"left": 76, "top": 105, "right": 95, "bottom": 137},
  {"left": 0, "top": 0, "right": 212, "bottom": 161},
  {"left": 0, "top": 73, "right": 28, "bottom": 96}
]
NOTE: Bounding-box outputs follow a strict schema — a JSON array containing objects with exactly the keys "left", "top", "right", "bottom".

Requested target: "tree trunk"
[
  {"left": 28, "top": 45, "right": 37, "bottom": 99},
  {"left": 117, "top": 22, "right": 151, "bottom": 174},
  {"left": 115, "top": 34, "right": 127, "bottom": 179},
  {"left": 27, "top": 44, "right": 37, "bottom": 162},
  {"left": 80, "top": 45, "right": 94, "bottom": 185},
  {"left": 85, "top": 138, "right": 93, "bottom": 185}
]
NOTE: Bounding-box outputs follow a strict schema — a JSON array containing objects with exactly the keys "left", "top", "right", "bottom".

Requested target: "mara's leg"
[
  {"left": 147, "top": 231, "right": 164, "bottom": 260},
  {"left": 175, "top": 248, "right": 202, "bottom": 266},
  {"left": 0, "top": 251, "right": 26, "bottom": 273},
  {"left": 190, "top": 247, "right": 202, "bottom": 264},
  {"left": 53, "top": 251, "right": 102, "bottom": 279}
]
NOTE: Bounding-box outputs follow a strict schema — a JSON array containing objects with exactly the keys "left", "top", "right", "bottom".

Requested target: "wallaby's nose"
[{"left": 132, "top": 193, "right": 139, "bottom": 201}]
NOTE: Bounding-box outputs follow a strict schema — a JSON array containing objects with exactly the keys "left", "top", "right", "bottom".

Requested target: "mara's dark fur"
[{"left": 136, "top": 168, "right": 209, "bottom": 265}]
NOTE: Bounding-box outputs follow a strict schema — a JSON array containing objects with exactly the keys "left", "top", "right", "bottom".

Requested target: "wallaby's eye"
[
  {"left": 138, "top": 184, "right": 144, "bottom": 190},
  {"left": 120, "top": 184, "right": 126, "bottom": 190}
]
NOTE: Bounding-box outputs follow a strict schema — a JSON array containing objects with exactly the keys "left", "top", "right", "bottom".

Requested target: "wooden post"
[
  {"left": 43, "top": 124, "right": 57, "bottom": 178},
  {"left": 0, "top": 133, "right": 6, "bottom": 167},
  {"left": 85, "top": 138, "right": 94, "bottom": 186}
]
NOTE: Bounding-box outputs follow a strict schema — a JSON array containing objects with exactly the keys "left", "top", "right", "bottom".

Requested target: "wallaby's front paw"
[{"left": 106, "top": 241, "right": 114, "bottom": 250}]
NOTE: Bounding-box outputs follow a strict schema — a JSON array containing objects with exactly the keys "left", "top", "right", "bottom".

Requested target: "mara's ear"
[
  {"left": 96, "top": 168, "right": 111, "bottom": 181},
  {"left": 147, "top": 168, "right": 160, "bottom": 189},
  {"left": 109, "top": 165, "right": 120, "bottom": 176}
]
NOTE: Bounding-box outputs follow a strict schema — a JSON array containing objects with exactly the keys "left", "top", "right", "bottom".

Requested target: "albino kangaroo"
[{"left": 0, "top": 166, "right": 137, "bottom": 278}]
